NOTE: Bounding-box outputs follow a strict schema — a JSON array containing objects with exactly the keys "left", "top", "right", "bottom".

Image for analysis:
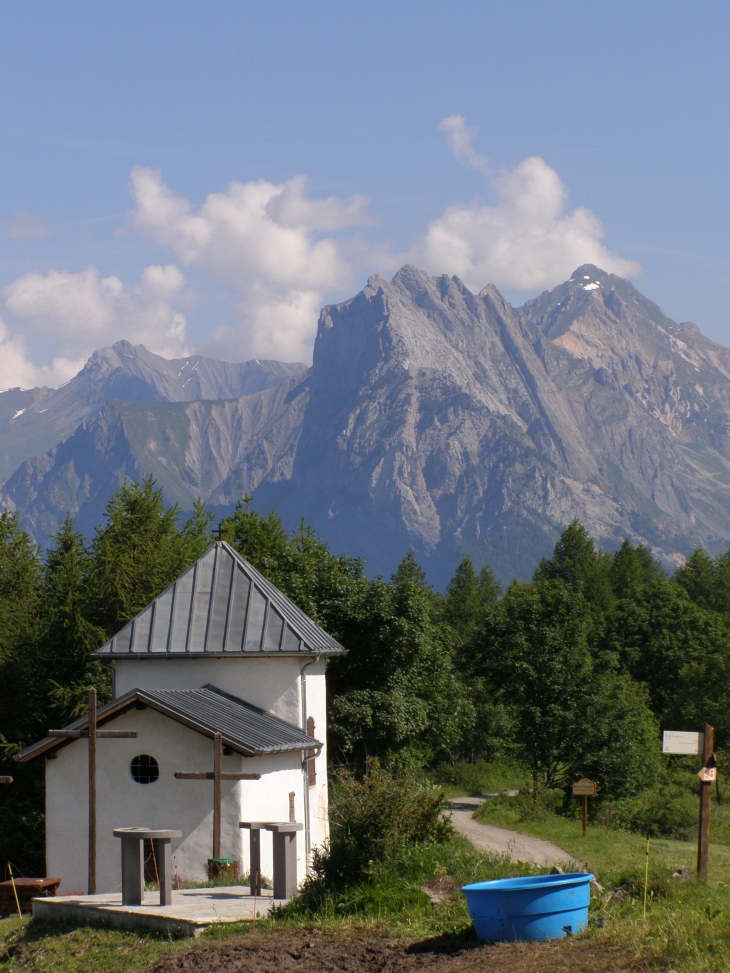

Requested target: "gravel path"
[{"left": 446, "top": 797, "right": 574, "bottom": 867}]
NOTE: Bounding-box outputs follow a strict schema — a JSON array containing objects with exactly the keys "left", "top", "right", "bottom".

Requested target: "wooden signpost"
[
  {"left": 696, "top": 724, "right": 715, "bottom": 882},
  {"left": 662, "top": 724, "right": 716, "bottom": 882},
  {"left": 48, "top": 688, "right": 138, "bottom": 894},
  {"left": 175, "top": 732, "right": 261, "bottom": 862},
  {"left": 572, "top": 778, "right": 597, "bottom": 838}
]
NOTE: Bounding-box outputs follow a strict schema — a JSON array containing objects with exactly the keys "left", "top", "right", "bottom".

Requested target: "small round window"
[{"left": 130, "top": 754, "right": 159, "bottom": 784}]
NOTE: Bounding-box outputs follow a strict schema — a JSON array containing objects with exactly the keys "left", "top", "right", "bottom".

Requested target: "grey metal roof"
[
  {"left": 94, "top": 541, "right": 345, "bottom": 658},
  {"left": 16, "top": 684, "right": 321, "bottom": 762}
]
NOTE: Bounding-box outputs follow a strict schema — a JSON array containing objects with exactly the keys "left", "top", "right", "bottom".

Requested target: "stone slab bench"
[{"left": 240, "top": 821, "right": 303, "bottom": 899}]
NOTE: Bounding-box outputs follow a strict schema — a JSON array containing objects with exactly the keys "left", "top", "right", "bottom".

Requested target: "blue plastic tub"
[{"left": 461, "top": 872, "right": 594, "bottom": 942}]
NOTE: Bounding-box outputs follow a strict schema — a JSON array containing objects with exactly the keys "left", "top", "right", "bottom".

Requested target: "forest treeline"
[{"left": 2, "top": 477, "right": 730, "bottom": 870}]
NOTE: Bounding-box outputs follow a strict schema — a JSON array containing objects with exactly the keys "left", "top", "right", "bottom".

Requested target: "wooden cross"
[
  {"left": 175, "top": 732, "right": 261, "bottom": 859},
  {"left": 48, "top": 687, "right": 138, "bottom": 894}
]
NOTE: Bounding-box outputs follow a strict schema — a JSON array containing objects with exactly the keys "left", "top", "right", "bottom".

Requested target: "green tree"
[
  {"left": 571, "top": 673, "right": 662, "bottom": 799},
  {"left": 604, "top": 579, "right": 730, "bottom": 742},
  {"left": 534, "top": 520, "right": 614, "bottom": 614},
  {"left": 477, "top": 579, "right": 594, "bottom": 788},
  {"left": 88, "top": 479, "right": 213, "bottom": 636},
  {"left": 443, "top": 557, "right": 500, "bottom": 638},
  {"left": 674, "top": 545, "right": 730, "bottom": 617},
  {"left": 0, "top": 512, "right": 45, "bottom": 874},
  {"left": 443, "top": 558, "right": 509, "bottom": 762},
  {"left": 37, "top": 515, "right": 107, "bottom": 726},
  {"left": 0, "top": 512, "right": 42, "bottom": 743},
  {"left": 609, "top": 539, "right": 665, "bottom": 598},
  {"left": 328, "top": 554, "right": 473, "bottom": 768},
  {"left": 220, "top": 495, "right": 290, "bottom": 585}
]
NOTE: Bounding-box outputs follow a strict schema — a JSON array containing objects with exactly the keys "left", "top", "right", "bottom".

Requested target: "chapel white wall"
[
  {"left": 46, "top": 707, "right": 310, "bottom": 894},
  {"left": 114, "top": 657, "right": 304, "bottom": 725},
  {"left": 301, "top": 663, "right": 329, "bottom": 856},
  {"left": 113, "top": 654, "right": 331, "bottom": 860}
]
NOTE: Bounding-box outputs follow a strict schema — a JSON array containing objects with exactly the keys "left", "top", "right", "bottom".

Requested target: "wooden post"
[
  {"left": 306, "top": 717, "right": 316, "bottom": 787},
  {"left": 213, "top": 732, "right": 222, "bottom": 860},
  {"left": 88, "top": 688, "right": 97, "bottom": 895},
  {"left": 572, "top": 778, "right": 596, "bottom": 837},
  {"left": 47, "top": 688, "right": 138, "bottom": 898},
  {"left": 697, "top": 723, "right": 715, "bottom": 882}
]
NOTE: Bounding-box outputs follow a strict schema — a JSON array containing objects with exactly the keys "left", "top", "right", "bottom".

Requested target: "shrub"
[
  {"left": 431, "top": 759, "right": 530, "bottom": 795},
  {"left": 475, "top": 786, "right": 565, "bottom": 825},
  {"left": 311, "top": 761, "right": 452, "bottom": 888},
  {"left": 607, "top": 783, "right": 698, "bottom": 839}
]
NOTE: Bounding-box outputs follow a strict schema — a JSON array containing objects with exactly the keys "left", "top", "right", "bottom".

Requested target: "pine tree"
[
  {"left": 534, "top": 520, "right": 614, "bottom": 613},
  {"left": 88, "top": 478, "right": 203, "bottom": 635},
  {"left": 39, "top": 515, "right": 107, "bottom": 724}
]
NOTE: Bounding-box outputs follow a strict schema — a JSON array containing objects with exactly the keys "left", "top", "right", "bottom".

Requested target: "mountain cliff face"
[
  {"left": 266, "top": 264, "right": 730, "bottom": 581},
  {"left": 5, "top": 265, "right": 730, "bottom": 584},
  {"left": 0, "top": 340, "right": 307, "bottom": 482},
  {"left": 3, "top": 377, "right": 309, "bottom": 542}
]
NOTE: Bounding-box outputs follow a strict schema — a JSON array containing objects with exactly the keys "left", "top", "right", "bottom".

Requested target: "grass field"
[
  {"left": 475, "top": 793, "right": 730, "bottom": 885},
  {"left": 4, "top": 787, "right": 730, "bottom": 973}
]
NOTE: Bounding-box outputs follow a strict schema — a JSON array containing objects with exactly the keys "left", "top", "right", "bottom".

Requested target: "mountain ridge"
[
  {"left": 0, "top": 340, "right": 307, "bottom": 482},
  {"left": 5, "top": 266, "right": 730, "bottom": 585}
]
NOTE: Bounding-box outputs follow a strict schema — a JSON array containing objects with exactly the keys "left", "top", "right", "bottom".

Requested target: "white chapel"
[{"left": 17, "top": 541, "right": 344, "bottom": 894}]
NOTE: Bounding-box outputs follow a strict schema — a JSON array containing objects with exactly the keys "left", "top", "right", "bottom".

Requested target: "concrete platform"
[{"left": 32, "top": 886, "right": 283, "bottom": 937}]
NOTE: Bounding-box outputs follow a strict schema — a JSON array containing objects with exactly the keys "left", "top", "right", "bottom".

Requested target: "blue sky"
[{"left": 1, "top": 0, "right": 729, "bottom": 386}]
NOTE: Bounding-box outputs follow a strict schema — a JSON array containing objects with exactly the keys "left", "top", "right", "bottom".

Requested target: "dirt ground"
[{"left": 148, "top": 927, "right": 644, "bottom": 973}]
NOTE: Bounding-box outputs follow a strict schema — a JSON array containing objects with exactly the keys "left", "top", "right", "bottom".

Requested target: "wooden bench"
[{"left": 0, "top": 877, "right": 60, "bottom": 917}]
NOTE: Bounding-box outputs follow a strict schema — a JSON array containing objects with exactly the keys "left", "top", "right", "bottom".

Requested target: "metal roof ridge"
[
  {"left": 145, "top": 683, "right": 322, "bottom": 742},
  {"left": 215, "top": 541, "right": 345, "bottom": 653},
  {"left": 16, "top": 684, "right": 321, "bottom": 763},
  {"left": 92, "top": 540, "right": 346, "bottom": 657}
]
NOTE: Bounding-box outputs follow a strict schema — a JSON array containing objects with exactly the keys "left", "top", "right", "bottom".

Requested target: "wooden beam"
[
  {"left": 213, "top": 732, "right": 222, "bottom": 859},
  {"left": 174, "top": 772, "right": 261, "bottom": 780},
  {"left": 0, "top": 776, "right": 12, "bottom": 784},
  {"left": 174, "top": 733, "right": 262, "bottom": 862},
  {"left": 88, "top": 688, "right": 97, "bottom": 896},
  {"left": 48, "top": 730, "right": 138, "bottom": 739}
]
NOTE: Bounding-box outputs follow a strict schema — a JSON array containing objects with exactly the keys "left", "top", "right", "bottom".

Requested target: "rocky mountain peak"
[{"left": 7, "top": 264, "right": 730, "bottom": 586}]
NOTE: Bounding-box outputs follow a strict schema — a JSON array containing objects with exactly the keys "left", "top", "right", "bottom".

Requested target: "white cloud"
[
  {"left": 410, "top": 151, "right": 640, "bottom": 291},
  {"left": 0, "top": 263, "right": 191, "bottom": 389},
  {"left": 2, "top": 133, "right": 639, "bottom": 386},
  {"left": 130, "top": 167, "right": 372, "bottom": 362},
  {"left": 439, "top": 115, "right": 490, "bottom": 173},
  {"left": 0, "top": 318, "right": 85, "bottom": 390}
]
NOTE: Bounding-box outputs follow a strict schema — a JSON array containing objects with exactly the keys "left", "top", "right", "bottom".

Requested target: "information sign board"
[
  {"left": 572, "top": 778, "right": 597, "bottom": 796},
  {"left": 698, "top": 766, "right": 717, "bottom": 783},
  {"left": 662, "top": 731, "right": 704, "bottom": 755}
]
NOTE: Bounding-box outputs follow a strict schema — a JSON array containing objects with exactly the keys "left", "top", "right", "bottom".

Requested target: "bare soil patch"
[{"left": 148, "top": 926, "right": 643, "bottom": 973}]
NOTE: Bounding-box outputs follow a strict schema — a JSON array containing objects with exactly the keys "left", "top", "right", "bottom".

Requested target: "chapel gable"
[{"left": 96, "top": 541, "right": 345, "bottom": 658}]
